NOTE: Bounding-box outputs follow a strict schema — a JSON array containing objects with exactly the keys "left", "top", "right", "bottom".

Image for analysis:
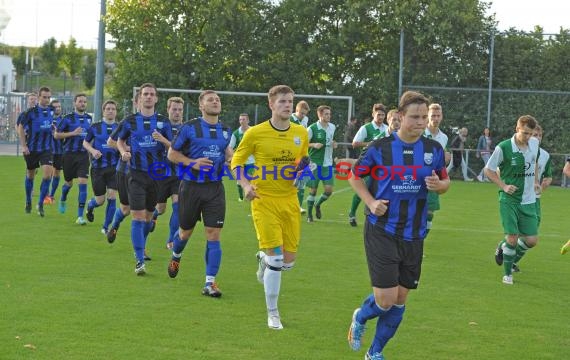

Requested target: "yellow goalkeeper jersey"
[{"left": 231, "top": 119, "right": 308, "bottom": 198}]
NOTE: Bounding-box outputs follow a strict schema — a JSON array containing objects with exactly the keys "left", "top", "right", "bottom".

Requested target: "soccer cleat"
[
  {"left": 238, "top": 197, "right": 243, "bottom": 202},
  {"left": 37, "top": 205, "right": 45, "bottom": 217},
  {"left": 348, "top": 308, "right": 366, "bottom": 351},
  {"left": 100, "top": 228, "right": 107, "bottom": 235},
  {"left": 58, "top": 200, "right": 67, "bottom": 214},
  {"left": 149, "top": 219, "right": 157, "bottom": 233},
  {"left": 307, "top": 215, "right": 314, "bottom": 223},
  {"left": 135, "top": 261, "right": 146, "bottom": 276},
  {"left": 561, "top": 240, "right": 570, "bottom": 255},
  {"left": 300, "top": 207, "right": 307, "bottom": 214},
  {"left": 25, "top": 202, "right": 32, "bottom": 214},
  {"left": 201, "top": 282, "right": 222, "bottom": 298},
  {"left": 494, "top": 243, "right": 504, "bottom": 265},
  {"left": 107, "top": 227, "right": 117, "bottom": 243},
  {"left": 86, "top": 207, "right": 94, "bottom": 222},
  {"left": 502, "top": 275, "right": 513, "bottom": 285},
  {"left": 75, "top": 217, "right": 87, "bottom": 225},
  {"left": 511, "top": 263, "right": 521, "bottom": 273},
  {"left": 168, "top": 257, "right": 181, "bottom": 278},
  {"left": 315, "top": 205, "right": 322, "bottom": 219},
  {"left": 349, "top": 216, "right": 357, "bottom": 227},
  {"left": 256, "top": 251, "right": 267, "bottom": 284},
  {"left": 365, "top": 352, "right": 385, "bottom": 360},
  {"left": 267, "top": 314, "right": 283, "bottom": 330},
  {"left": 144, "top": 250, "right": 152, "bottom": 261}
]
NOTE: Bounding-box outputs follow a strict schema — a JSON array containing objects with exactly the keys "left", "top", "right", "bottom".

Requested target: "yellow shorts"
[{"left": 251, "top": 195, "right": 300, "bottom": 253}]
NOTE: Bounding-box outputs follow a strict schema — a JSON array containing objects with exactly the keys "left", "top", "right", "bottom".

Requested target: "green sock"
[
  {"left": 316, "top": 193, "right": 330, "bottom": 207},
  {"left": 349, "top": 194, "right": 361, "bottom": 218},
  {"left": 237, "top": 184, "right": 244, "bottom": 200},
  {"left": 307, "top": 195, "right": 316, "bottom": 217},
  {"left": 297, "top": 188, "right": 305, "bottom": 207},
  {"left": 513, "top": 238, "right": 531, "bottom": 265},
  {"left": 503, "top": 242, "right": 516, "bottom": 276}
]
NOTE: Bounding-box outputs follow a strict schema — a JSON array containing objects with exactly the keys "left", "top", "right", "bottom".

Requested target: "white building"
[{"left": 0, "top": 54, "right": 14, "bottom": 93}]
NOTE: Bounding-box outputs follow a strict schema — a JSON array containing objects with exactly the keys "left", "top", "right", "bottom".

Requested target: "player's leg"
[
  {"left": 166, "top": 189, "right": 180, "bottom": 249},
  {"left": 86, "top": 168, "right": 106, "bottom": 223},
  {"left": 75, "top": 153, "right": 90, "bottom": 224},
  {"left": 512, "top": 203, "right": 539, "bottom": 269},
  {"left": 59, "top": 154, "right": 76, "bottom": 214},
  {"left": 200, "top": 182, "right": 226, "bottom": 297},
  {"left": 37, "top": 155, "right": 53, "bottom": 217},
  {"left": 23, "top": 154, "right": 37, "bottom": 213},
  {"left": 48, "top": 155, "right": 63, "bottom": 202},
  {"left": 315, "top": 168, "right": 334, "bottom": 219}
]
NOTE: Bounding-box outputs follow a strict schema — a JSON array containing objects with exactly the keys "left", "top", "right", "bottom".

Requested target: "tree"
[
  {"left": 82, "top": 52, "right": 96, "bottom": 90},
  {"left": 38, "top": 37, "right": 60, "bottom": 76},
  {"left": 11, "top": 46, "right": 27, "bottom": 85},
  {"left": 60, "top": 38, "right": 83, "bottom": 79}
]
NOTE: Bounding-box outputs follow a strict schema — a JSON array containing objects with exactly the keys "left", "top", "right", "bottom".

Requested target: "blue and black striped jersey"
[
  {"left": 171, "top": 117, "right": 231, "bottom": 183},
  {"left": 51, "top": 116, "right": 64, "bottom": 155},
  {"left": 109, "top": 120, "right": 129, "bottom": 174},
  {"left": 116, "top": 113, "right": 172, "bottom": 172},
  {"left": 85, "top": 121, "right": 119, "bottom": 169},
  {"left": 57, "top": 112, "right": 93, "bottom": 153},
  {"left": 20, "top": 105, "right": 55, "bottom": 152},
  {"left": 353, "top": 133, "right": 447, "bottom": 241}
]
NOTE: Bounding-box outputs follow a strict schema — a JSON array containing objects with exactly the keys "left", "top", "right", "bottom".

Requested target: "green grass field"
[{"left": 1, "top": 155, "right": 568, "bottom": 359}]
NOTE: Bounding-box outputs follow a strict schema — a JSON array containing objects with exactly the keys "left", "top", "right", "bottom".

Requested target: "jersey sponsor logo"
[
  {"left": 223, "top": 130, "right": 229, "bottom": 139},
  {"left": 393, "top": 175, "right": 422, "bottom": 194},
  {"left": 294, "top": 136, "right": 301, "bottom": 145},
  {"left": 139, "top": 135, "right": 157, "bottom": 148},
  {"left": 204, "top": 144, "right": 221, "bottom": 158},
  {"left": 403, "top": 149, "right": 414, "bottom": 155}
]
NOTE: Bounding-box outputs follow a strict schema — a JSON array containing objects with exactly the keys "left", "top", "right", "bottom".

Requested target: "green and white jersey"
[
  {"left": 353, "top": 122, "right": 388, "bottom": 143},
  {"left": 307, "top": 121, "right": 336, "bottom": 166},
  {"left": 536, "top": 147, "right": 552, "bottom": 199},
  {"left": 424, "top": 128, "right": 449, "bottom": 150},
  {"left": 230, "top": 127, "right": 255, "bottom": 164},
  {"left": 486, "top": 136, "right": 539, "bottom": 205},
  {"left": 290, "top": 114, "right": 309, "bottom": 128}
]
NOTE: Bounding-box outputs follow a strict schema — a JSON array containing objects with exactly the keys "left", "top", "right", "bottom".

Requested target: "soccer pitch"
[{"left": 0, "top": 155, "right": 568, "bottom": 359}]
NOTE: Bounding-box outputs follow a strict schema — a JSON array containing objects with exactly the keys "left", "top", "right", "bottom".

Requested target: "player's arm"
[
  {"left": 563, "top": 158, "right": 570, "bottom": 178},
  {"left": 82, "top": 129, "right": 102, "bottom": 159},
  {"left": 54, "top": 117, "right": 82, "bottom": 139},
  {"left": 351, "top": 126, "right": 369, "bottom": 148},
  {"left": 484, "top": 147, "right": 516, "bottom": 194},
  {"left": 231, "top": 130, "right": 257, "bottom": 200},
  {"left": 17, "top": 120, "right": 29, "bottom": 155}
]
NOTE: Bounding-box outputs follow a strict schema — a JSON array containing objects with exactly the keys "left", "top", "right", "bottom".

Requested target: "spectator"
[
  {"left": 344, "top": 116, "right": 359, "bottom": 159},
  {"left": 476, "top": 127, "right": 493, "bottom": 182},
  {"left": 447, "top": 127, "right": 473, "bottom": 181}
]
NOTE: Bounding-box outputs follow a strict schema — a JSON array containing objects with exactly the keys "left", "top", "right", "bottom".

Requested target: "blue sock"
[
  {"left": 143, "top": 221, "right": 152, "bottom": 240},
  {"left": 370, "top": 305, "right": 405, "bottom": 355},
  {"left": 87, "top": 197, "right": 99, "bottom": 212},
  {"left": 38, "top": 178, "right": 50, "bottom": 207},
  {"left": 49, "top": 176, "right": 60, "bottom": 197},
  {"left": 131, "top": 220, "right": 146, "bottom": 262},
  {"left": 25, "top": 177, "right": 33, "bottom": 204},
  {"left": 61, "top": 183, "right": 71, "bottom": 202},
  {"left": 77, "top": 184, "right": 87, "bottom": 217},
  {"left": 205, "top": 240, "right": 222, "bottom": 278},
  {"left": 356, "top": 294, "right": 388, "bottom": 324},
  {"left": 103, "top": 199, "right": 116, "bottom": 230},
  {"left": 172, "top": 231, "right": 189, "bottom": 255},
  {"left": 111, "top": 208, "right": 126, "bottom": 230},
  {"left": 168, "top": 202, "right": 179, "bottom": 243},
  {"left": 152, "top": 208, "right": 159, "bottom": 220}
]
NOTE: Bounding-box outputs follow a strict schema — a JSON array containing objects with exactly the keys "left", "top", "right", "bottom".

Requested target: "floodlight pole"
[{"left": 94, "top": 0, "right": 106, "bottom": 121}]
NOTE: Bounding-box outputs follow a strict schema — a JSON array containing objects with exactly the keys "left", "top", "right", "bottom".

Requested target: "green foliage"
[
  {"left": 59, "top": 38, "right": 83, "bottom": 78},
  {"left": 10, "top": 46, "right": 27, "bottom": 79},
  {"left": 38, "top": 37, "right": 61, "bottom": 76},
  {"left": 82, "top": 51, "right": 97, "bottom": 90},
  {"left": 0, "top": 156, "right": 569, "bottom": 359}
]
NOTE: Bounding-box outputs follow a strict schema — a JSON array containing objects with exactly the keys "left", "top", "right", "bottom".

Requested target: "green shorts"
[
  {"left": 427, "top": 191, "right": 440, "bottom": 212},
  {"left": 499, "top": 200, "right": 538, "bottom": 236},
  {"left": 307, "top": 165, "right": 334, "bottom": 188}
]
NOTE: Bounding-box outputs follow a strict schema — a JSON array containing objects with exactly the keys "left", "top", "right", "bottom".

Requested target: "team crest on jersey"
[
  {"left": 293, "top": 136, "right": 301, "bottom": 145},
  {"left": 424, "top": 153, "right": 433, "bottom": 165},
  {"left": 223, "top": 131, "right": 229, "bottom": 139},
  {"left": 157, "top": 121, "right": 164, "bottom": 129}
]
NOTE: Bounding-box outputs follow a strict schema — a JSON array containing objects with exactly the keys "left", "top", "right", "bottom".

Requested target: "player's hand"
[
  {"left": 72, "top": 127, "right": 83, "bottom": 136},
  {"left": 425, "top": 170, "right": 441, "bottom": 191},
  {"left": 367, "top": 199, "right": 389, "bottom": 216},
  {"left": 22, "top": 145, "right": 30, "bottom": 155},
  {"left": 152, "top": 129, "right": 165, "bottom": 142},
  {"left": 313, "top": 143, "right": 323, "bottom": 149},
  {"left": 534, "top": 183, "right": 542, "bottom": 195},
  {"left": 332, "top": 141, "right": 338, "bottom": 149},
  {"left": 121, "top": 151, "right": 131, "bottom": 162},
  {"left": 502, "top": 184, "right": 518, "bottom": 195},
  {"left": 244, "top": 183, "right": 259, "bottom": 201},
  {"left": 192, "top": 157, "right": 213, "bottom": 170},
  {"left": 91, "top": 150, "right": 102, "bottom": 159}
]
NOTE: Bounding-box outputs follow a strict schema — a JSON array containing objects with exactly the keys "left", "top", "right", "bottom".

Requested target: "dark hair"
[{"left": 398, "top": 91, "right": 430, "bottom": 114}]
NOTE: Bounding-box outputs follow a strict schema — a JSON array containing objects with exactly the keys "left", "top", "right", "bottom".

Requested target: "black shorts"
[
  {"left": 90, "top": 167, "right": 117, "bottom": 197},
  {"left": 364, "top": 220, "right": 423, "bottom": 290},
  {"left": 157, "top": 176, "right": 180, "bottom": 203},
  {"left": 127, "top": 169, "right": 158, "bottom": 212},
  {"left": 63, "top": 152, "right": 90, "bottom": 182},
  {"left": 116, "top": 171, "right": 129, "bottom": 206},
  {"left": 179, "top": 181, "right": 225, "bottom": 230},
  {"left": 24, "top": 151, "right": 53, "bottom": 170},
  {"left": 52, "top": 154, "right": 64, "bottom": 170}
]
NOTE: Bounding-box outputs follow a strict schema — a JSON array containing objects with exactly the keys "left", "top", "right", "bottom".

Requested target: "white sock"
[{"left": 264, "top": 255, "right": 283, "bottom": 314}]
